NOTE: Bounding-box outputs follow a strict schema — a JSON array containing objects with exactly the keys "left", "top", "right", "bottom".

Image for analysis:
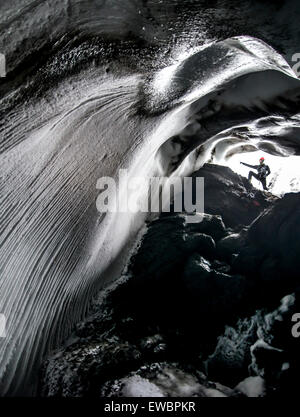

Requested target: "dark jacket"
[{"left": 241, "top": 162, "right": 271, "bottom": 179}]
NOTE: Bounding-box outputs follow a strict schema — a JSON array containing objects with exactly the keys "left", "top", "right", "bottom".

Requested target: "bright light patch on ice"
[
  {"left": 152, "top": 62, "right": 180, "bottom": 93},
  {"left": 222, "top": 151, "right": 300, "bottom": 196},
  {"left": 235, "top": 376, "right": 266, "bottom": 397},
  {"left": 120, "top": 376, "right": 164, "bottom": 397}
]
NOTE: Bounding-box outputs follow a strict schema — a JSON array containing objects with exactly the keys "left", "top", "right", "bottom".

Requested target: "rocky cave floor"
[{"left": 39, "top": 164, "right": 300, "bottom": 397}]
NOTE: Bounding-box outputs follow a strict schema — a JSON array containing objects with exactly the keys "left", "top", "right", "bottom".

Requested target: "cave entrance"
[{"left": 221, "top": 151, "right": 300, "bottom": 196}]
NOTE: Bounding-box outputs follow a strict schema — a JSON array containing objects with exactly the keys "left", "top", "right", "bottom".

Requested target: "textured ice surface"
[{"left": 1, "top": 0, "right": 300, "bottom": 396}]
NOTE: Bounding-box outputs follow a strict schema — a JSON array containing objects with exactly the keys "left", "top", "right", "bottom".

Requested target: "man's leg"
[
  {"left": 248, "top": 171, "right": 259, "bottom": 181},
  {"left": 261, "top": 177, "right": 268, "bottom": 190}
]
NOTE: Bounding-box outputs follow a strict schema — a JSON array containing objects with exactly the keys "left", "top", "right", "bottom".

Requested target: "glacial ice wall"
[{"left": 1, "top": 0, "right": 300, "bottom": 396}]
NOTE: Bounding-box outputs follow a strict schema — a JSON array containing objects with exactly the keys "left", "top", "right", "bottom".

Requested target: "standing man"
[{"left": 240, "top": 157, "right": 271, "bottom": 190}]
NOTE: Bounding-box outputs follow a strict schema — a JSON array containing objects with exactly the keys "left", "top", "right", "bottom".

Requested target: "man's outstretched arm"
[{"left": 240, "top": 162, "right": 257, "bottom": 169}]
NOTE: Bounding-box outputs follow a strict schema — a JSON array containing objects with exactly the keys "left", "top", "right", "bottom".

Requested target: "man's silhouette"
[{"left": 240, "top": 157, "right": 271, "bottom": 190}]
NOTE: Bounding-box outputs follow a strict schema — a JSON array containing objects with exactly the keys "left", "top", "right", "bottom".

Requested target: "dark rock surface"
[
  {"left": 232, "top": 192, "right": 300, "bottom": 303},
  {"left": 188, "top": 164, "right": 276, "bottom": 229},
  {"left": 39, "top": 165, "right": 300, "bottom": 397}
]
